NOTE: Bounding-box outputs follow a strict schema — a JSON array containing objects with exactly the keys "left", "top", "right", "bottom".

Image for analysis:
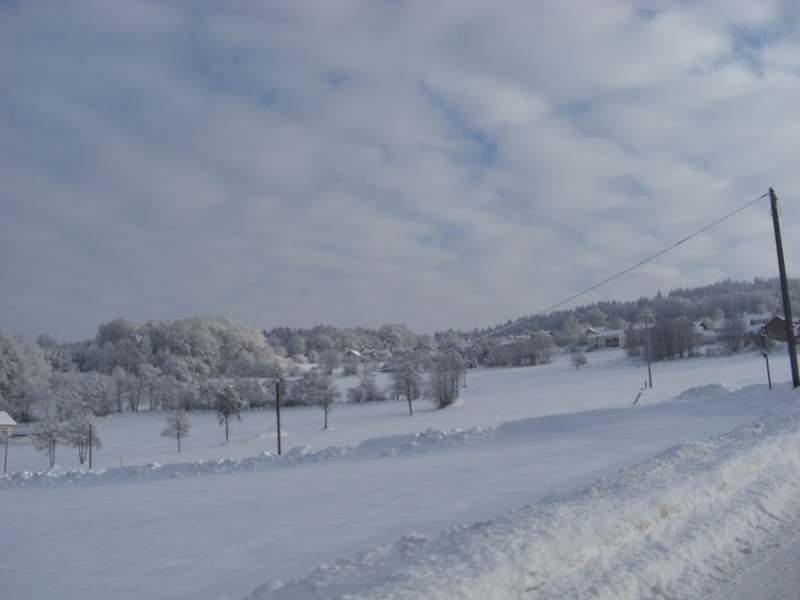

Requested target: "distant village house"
[{"left": 0, "top": 411, "right": 17, "bottom": 438}]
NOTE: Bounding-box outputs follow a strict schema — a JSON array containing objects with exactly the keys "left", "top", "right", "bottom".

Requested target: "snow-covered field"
[{"left": 2, "top": 349, "right": 799, "bottom": 600}]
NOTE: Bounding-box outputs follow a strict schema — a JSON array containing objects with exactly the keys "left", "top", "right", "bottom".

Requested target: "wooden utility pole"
[
  {"left": 275, "top": 380, "right": 282, "bottom": 456},
  {"left": 89, "top": 423, "right": 93, "bottom": 470},
  {"left": 769, "top": 188, "right": 800, "bottom": 388},
  {"left": 637, "top": 313, "right": 655, "bottom": 388}
]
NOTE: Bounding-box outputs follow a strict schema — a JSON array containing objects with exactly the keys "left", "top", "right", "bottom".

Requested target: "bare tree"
[
  {"left": 624, "top": 325, "right": 642, "bottom": 357},
  {"left": 318, "top": 383, "right": 338, "bottom": 430},
  {"left": 161, "top": 407, "right": 190, "bottom": 452},
  {"left": 426, "top": 353, "right": 464, "bottom": 409},
  {"left": 64, "top": 410, "right": 103, "bottom": 466},
  {"left": 32, "top": 419, "right": 62, "bottom": 468},
  {"left": 390, "top": 363, "right": 423, "bottom": 415},
  {"left": 721, "top": 318, "right": 746, "bottom": 353},
  {"left": 134, "top": 364, "right": 160, "bottom": 412},
  {"left": 531, "top": 332, "right": 555, "bottom": 364},
  {"left": 215, "top": 385, "right": 242, "bottom": 442}
]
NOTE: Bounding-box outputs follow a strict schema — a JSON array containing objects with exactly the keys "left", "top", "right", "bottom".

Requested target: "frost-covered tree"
[
  {"left": 36, "top": 333, "right": 73, "bottom": 372},
  {"left": 560, "top": 314, "right": 581, "bottom": 344},
  {"left": 97, "top": 318, "right": 139, "bottom": 347},
  {"left": 287, "top": 368, "right": 340, "bottom": 427},
  {"left": 342, "top": 356, "right": 360, "bottom": 376},
  {"left": 49, "top": 371, "right": 85, "bottom": 421},
  {"left": 215, "top": 385, "right": 242, "bottom": 442},
  {"left": 378, "top": 324, "right": 417, "bottom": 354},
  {"left": 80, "top": 372, "right": 116, "bottom": 417},
  {"left": 319, "top": 349, "right": 341, "bottom": 375},
  {"left": 571, "top": 351, "right": 588, "bottom": 370},
  {"left": 287, "top": 334, "right": 306, "bottom": 360},
  {"left": 286, "top": 368, "right": 319, "bottom": 407},
  {"left": 347, "top": 371, "right": 387, "bottom": 404},
  {"left": 318, "top": 381, "right": 338, "bottom": 430},
  {"left": 584, "top": 308, "right": 607, "bottom": 327},
  {"left": 233, "top": 377, "right": 268, "bottom": 410},
  {"left": 161, "top": 408, "right": 190, "bottom": 452},
  {"left": 390, "top": 363, "right": 423, "bottom": 415},
  {"left": 136, "top": 364, "right": 161, "bottom": 411},
  {"left": 32, "top": 419, "right": 62, "bottom": 468},
  {"left": 531, "top": 332, "right": 555, "bottom": 365},
  {"left": 426, "top": 353, "right": 464, "bottom": 409},
  {"left": 111, "top": 367, "right": 134, "bottom": 413},
  {"left": 0, "top": 329, "right": 52, "bottom": 423},
  {"left": 64, "top": 410, "right": 103, "bottom": 466}
]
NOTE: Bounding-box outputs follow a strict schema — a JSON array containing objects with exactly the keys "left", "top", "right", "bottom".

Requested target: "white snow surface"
[{"left": 1, "top": 349, "right": 799, "bottom": 600}]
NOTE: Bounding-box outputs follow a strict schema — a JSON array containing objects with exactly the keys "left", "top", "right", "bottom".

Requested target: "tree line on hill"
[
  {"left": 462, "top": 276, "right": 798, "bottom": 343},
  {"left": 1, "top": 277, "right": 797, "bottom": 432}
]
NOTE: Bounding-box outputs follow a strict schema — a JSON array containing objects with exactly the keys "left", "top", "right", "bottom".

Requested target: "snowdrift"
[{"left": 251, "top": 388, "right": 800, "bottom": 600}]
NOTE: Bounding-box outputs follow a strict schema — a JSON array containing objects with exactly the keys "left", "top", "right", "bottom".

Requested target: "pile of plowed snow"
[
  {"left": 250, "top": 391, "right": 800, "bottom": 600},
  {"left": 676, "top": 382, "right": 732, "bottom": 400},
  {"left": 1, "top": 427, "right": 494, "bottom": 489}
]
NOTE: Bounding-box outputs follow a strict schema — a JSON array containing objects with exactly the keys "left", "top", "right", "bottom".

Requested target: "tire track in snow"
[{"left": 702, "top": 514, "right": 800, "bottom": 600}]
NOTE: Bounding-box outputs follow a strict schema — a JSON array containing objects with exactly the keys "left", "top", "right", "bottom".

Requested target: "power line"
[{"left": 417, "top": 192, "right": 770, "bottom": 363}]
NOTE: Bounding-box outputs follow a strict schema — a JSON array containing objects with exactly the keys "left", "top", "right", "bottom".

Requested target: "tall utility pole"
[
  {"left": 275, "top": 380, "right": 282, "bottom": 456},
  {"left": 644, "top": 316, "right": 653, "bottom": 388},
  {"left": 769, "top": 188, "right": 800, "bottom": 388},
  {"left": 89, "top": 423, "right": 93, "bottom": 470},
  {"left": 637, "top": 313, "right": 654, "bottom": 388}
]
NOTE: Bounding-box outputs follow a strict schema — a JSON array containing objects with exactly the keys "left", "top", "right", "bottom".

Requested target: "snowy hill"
[{"left": 1, "top": 349, "right": 799, "bottom": 600}]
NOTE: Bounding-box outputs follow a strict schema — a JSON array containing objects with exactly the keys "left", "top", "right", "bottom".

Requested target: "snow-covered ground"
[{"left": 1, "top": 349, "right": 798, "bottom": 600}]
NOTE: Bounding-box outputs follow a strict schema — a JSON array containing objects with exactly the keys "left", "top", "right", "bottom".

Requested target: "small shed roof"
[{"left": 0, "top": 411, "right": 17, "bottom": 426}]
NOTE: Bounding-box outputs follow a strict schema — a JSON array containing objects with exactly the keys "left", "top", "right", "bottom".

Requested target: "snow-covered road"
[{"left": 704, "top": 516, "right": 800, "bottom": 600}]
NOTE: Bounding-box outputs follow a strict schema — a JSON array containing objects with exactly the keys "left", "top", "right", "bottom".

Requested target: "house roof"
[
  {"left": 0, "top": 411, "right": 17, "bottom": 427},
  {"left": 744, "top": 312, "right": 774, "bottom": 324},
  {"left": 587, "top": 328, "right": 625, "bottom": 339}
]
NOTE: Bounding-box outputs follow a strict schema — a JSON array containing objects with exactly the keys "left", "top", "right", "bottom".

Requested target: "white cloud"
[{"left": 1, "top": 0, "right": 798, "bottom": 341}]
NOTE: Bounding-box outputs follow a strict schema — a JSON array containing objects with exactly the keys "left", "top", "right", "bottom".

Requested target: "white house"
[
  {"left": 587, "top": 328, "right": 626, "bottom": 350},
  {"left": 0, "top": 411, "right": 17, "bottom": 437}
]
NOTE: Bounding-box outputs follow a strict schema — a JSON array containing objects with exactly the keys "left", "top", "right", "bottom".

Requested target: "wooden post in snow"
[
  {"left": 276, "top": 381, "right": 282, "bottom": 456},
  {"left": 769, "top": 188, "right": 800, "bottom": 388}
]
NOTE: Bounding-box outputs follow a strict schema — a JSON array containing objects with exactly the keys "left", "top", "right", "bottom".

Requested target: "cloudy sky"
[{"left": 1, "top": 0, "right": 799, "bottom": 343}]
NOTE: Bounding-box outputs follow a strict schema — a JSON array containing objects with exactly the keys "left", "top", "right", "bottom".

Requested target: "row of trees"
[
  {"left": 624, "top": 317, "right": 697, "bottom": 361},
  {"left": 4, "top": 277, "right": 796, "bottom": 427},
  {"left": 25, "top": 357, "right": 456, "bottom": 467},
  {"left": 31, "top": 409, "right": 103, "bottom": 468},
  {"left": 1, "top": 324, "right": 455, "bottom": 442},
  {"left": 483, "top": 332, "right": 556, "bottom": 367},
  {"left": 464, "top": 277, "right": 798, "bottom": 345},
  {"left": 623, "top": 315, "right": 754, "bottom": 362}
]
